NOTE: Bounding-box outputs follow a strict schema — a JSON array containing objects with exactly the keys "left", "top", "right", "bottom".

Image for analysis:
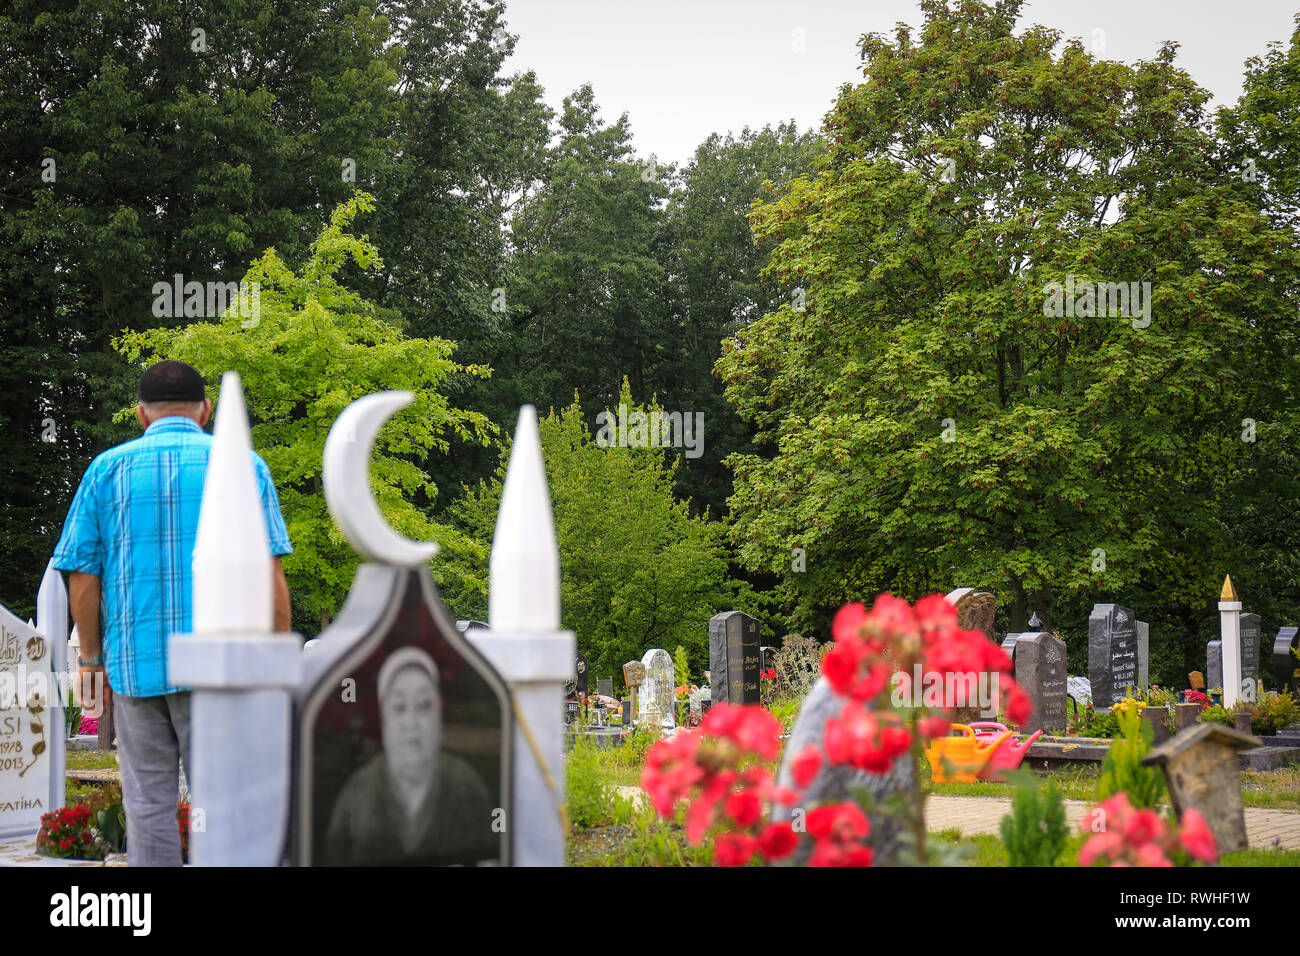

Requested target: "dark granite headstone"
[
  {"left": 1088, "top": 603, "right": 1139, "bottom": 709},
  {"left": 565, "top": 651, "right": 588, "bottom": 698},
  {"left": 709, "top": 611, "right": 761, "bottom": 705},
  {"left": 1207, "top": 639, "right": 1223, "bottom": 692},
  {"left": 1000, "top": 634, "right": 1020, "bottom": 668},
  {"left": 760, "top": 646, "right": 778, "bottom": 673},
  {"left": 575, "top": 651, "right": 588, "bottom": 696},
  {"left": 295, "top": 564, "right": 512, "bottom": 866},
  {"left": 1136, "top": 620, "right": 1149, "bottom": 692},
  {"left": 595, "top": 677, "right": 613, "bottom": 698},
  {"left": 620, "top": 700, "right": 632, "bottom": 725},
  {"left": 771, "top": 678, "right": 911, "bottom": 865},
  {"left": 1240, "top": 613, "right": 1261, "bottom": 693},
  {"left": 1273, "top": 627, "right": 1300, "bottom": 697},
  {"left": 1015, "top": 631, "right": 1067, "bottom": 734}
]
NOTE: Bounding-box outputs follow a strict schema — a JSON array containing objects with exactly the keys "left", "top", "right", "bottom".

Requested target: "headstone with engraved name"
[
  {"left": 596, "top": 677, "right": 614, "bottom": 698},
  {"left": 1015, "top": 631, "right": 1068, "bottom": 734},
  {"left": 1273, "top": 627, "right": 1300, "bottom": 698},
  {"left": 709, "top": 611, "right": 761, "bottom": 705},
  {"left": 1088, "top": 603, "right": 1139, "bottom": 709},
  {"left": 0, "top": 606, "right": 57, "bottom": 839}
]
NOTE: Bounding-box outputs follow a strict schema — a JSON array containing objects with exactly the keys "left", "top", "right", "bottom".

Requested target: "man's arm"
[
  {"left": 68, "top": 571, "right": 110, "bottom": 717},
  {"left": 272, "top": 556, "right": 291, "bottom": 633}
]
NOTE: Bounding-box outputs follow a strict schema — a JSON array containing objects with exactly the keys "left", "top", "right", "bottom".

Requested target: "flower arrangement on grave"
[
  {"left": 1078, "top": 793, "right": 1217, "bottom": 866},
  {"left": 1110, "top": 696, "right": 1145, "bottom": 719},
  {"left": 1184, "top": 689, "right": 1210, "bottom": 708},
  {"left": 78, "top": 715, "right": 99, "bottom": 736},
  {"left": 36, "top": 802, "right": 105, "bottom": 860},
  {"left": 641, "top": 593, "right": 1031, "bottom": 866}
]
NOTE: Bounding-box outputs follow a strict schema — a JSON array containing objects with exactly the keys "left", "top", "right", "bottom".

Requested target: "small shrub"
[
  {"left": 566, "top": 734, "right": 633, "bottom": 830},
  {"left": 769, "top": 634, "right": 824, "bottom": 702},
  {"left": 36, "top": 803, "right": 103, "bottom": 860},
  {"left": 1000, "top": 773, "right": 1068, "bottom": 867},
  {"left": 1096, "top": 705, "right": 1164, "bottom": 809},
  {"left": 1200, "top": 704, "right": 1234, "bottom": 728}
]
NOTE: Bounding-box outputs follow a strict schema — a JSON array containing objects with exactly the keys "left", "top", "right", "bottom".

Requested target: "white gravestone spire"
[{"left": 170, "top": 371, "right": 301, "bottom": 865}]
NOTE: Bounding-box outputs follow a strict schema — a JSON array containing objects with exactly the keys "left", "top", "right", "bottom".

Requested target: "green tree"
[
  {"left": 492, "top": 85, "right": 670, "bottom": 423},
  {"left": 453, "top": 384, "right": 744, "bottom": 678},
  {"left": 716, "top": 0, "right": 1300, "bottom": 640},
  {"left": 657, "top": 123, "right": 823, "bottom": 518},
  {"left": 0, "top": 0, "right": 400, "bottom": 615},
  {"left": 115, "top": 194, "right": 494, "bottom": 634}
]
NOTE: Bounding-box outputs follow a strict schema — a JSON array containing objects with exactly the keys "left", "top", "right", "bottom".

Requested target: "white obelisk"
[
  {"left": 1220, "top": 575, "right": 1243, "bottom": 709},
  {"left": 169, "top": 371, "right": 301, "bottom": 865},
  {"left": 470, "top": 405, "right": 573, "bottom": 866},
  {"left": 36, "top": 561, "right": 69, "bottom": 815}
]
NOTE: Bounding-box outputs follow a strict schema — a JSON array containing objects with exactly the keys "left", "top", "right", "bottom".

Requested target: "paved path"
[{"left": 925, "top": 795, "right": 1300, "bottom": 850}]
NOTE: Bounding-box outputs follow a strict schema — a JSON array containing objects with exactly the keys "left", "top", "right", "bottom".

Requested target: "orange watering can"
[
  {"left": 925, "top": 723, "right": 1010, "bottom": 783},
  {"left": 968, "top": 721, "right": 1043, "bottom": 780}
]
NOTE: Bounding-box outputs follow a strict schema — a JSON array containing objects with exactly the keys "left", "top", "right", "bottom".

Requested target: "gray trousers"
[{"left": 114, "top": 692, "right": 192, "bottom": 867}]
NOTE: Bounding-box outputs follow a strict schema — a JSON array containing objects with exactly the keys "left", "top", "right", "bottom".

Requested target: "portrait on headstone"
[{"left": 297, "top": 567, "right": 512, "bottom": 866}]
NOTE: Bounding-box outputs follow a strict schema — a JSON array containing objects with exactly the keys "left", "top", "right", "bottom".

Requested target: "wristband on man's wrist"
[{"left": 77, "top": 653, "right": 103, "bottom": 667}]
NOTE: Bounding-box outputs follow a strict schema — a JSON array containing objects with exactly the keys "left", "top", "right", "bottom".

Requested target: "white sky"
[{"left": 500, "top": 0, "right": 1300, "bottom": 167}]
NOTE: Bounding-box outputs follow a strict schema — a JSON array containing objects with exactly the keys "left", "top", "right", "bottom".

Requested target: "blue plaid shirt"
[{"left": 51, "top": 417, "right": 292, "bottom": 697}]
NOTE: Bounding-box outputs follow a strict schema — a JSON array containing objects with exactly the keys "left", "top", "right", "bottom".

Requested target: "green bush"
[
  {"left": 1000, "top": 773, "right": 1069, "bottom": 866},
  {"left": 566, "top": 734, "right": 634, "bottom": 831},
  {"left": 1096, "top": 705, "right": 1165, "bottom": 809},
  {"left": 1200, "top": 704, "right": 1234, "bottom": 728}
]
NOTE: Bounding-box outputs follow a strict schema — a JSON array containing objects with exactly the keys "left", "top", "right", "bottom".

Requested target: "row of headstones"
[{"left": 564, "top": 611, "right": 775, "bottom": 731}]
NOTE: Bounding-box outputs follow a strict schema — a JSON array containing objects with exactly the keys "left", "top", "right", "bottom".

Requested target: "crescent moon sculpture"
[{"left": 323, "top": 391, "right": 438, "bottom": 566}]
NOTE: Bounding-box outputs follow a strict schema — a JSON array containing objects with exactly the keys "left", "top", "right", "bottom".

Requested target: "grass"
[{"left": 66, "top": 749, "right": 119, "bottom": 771}]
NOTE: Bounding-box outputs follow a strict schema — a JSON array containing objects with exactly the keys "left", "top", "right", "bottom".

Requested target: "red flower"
[
  {"left": 792, "top": 745, "right": 822, "bottom": 789},
  {"left": 832, "top": 602, "right": 868, "bottom": 643},
  {"left": 757, "top": 822, "right": 798, "bottom": 860},
  {"left": 1178, "top": 810, "right": 1218, "bottom": 864},
  {"left": 725, "top": 789, "right": 762, "bottom": 828},
  {"left": 715, "top": 833, "right": 757, "bottom": 867}
]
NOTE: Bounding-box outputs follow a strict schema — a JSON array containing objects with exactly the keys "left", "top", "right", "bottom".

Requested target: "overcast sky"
[{"left": 500, "top": 0, "right": 1300, "bottom": 168}]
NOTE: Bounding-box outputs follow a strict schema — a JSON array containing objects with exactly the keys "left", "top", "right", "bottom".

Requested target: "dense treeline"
[{"left": 3, "top": 0, "right": 1299, "bottom": 686}]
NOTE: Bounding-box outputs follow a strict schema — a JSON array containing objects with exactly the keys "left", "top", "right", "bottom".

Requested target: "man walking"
[{"left": 52, "top": 360, "right": 292, "bottom": 866}]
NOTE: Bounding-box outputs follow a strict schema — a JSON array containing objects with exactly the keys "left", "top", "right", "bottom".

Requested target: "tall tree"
[
  {"left": 0, "top": 0, "right": 400, "bottom": 615},
  {"left": 452, "top": 384, "right": 746, "bottom": 680},
  {"left": 716, "top": 0, "right": 1300, "bottom": 651},
  {"left": 657, "top": 123, "right": 822, "bottom": 517},
  {"left": 116, "top": 194, "right": 494, "bottom": 635},
  {"left": 491, "top": 85, "right": 670, "bottom": 424}
]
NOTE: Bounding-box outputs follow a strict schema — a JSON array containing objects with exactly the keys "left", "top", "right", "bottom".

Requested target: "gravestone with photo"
[
  {"left": 1274, "top": 627, "right": 1300, "bottom": 697},
  {"left": 1088, "top": 603, "right": 1139, "bottom": 709},
  {"left": 294, "top": 564, "right": 514, "bottom": 867},
  {"left": 565, "top": 651, "right": 588, "bottom": 699},
  {"left": 1014, "top": 631, "right": 1068, "bottom": 734},
  {"left": 709, "top": 611, "right": 761, "bottom": 705},
  {"left": 637, "top": 650, "right": 674, "bottom": 729}
]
